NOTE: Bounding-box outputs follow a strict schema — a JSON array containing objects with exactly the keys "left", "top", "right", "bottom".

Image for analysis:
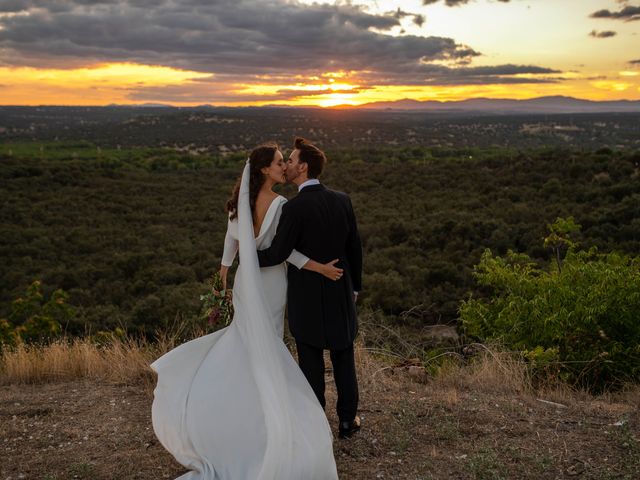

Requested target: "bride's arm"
[
  {"left": 287, "top": 250, "right": 343, "bottom": 281},
  {"left": 220, "top": 218, "right": 238, "bottom": 289},
  {"left": 286, "top": 249, "right": 308, "bottom": 270}
]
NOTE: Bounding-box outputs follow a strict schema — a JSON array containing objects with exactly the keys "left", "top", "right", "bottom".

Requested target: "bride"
[{"left": 150, "top": 143, "right": 341, "bottom": 479}]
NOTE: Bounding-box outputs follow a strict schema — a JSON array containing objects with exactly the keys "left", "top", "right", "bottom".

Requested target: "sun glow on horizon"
[{"left": 0, "top": 62, "right": 639, "bottom": 107}]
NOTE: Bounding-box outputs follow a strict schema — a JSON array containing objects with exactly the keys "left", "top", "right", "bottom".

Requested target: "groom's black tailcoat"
[{"left": 257, "top": 184, "right": 362, "bottom": 350}]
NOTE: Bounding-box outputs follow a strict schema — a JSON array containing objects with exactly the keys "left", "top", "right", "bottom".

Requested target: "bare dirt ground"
[{"left": 1, "top": 368, "right": 638, "bottom": 480}]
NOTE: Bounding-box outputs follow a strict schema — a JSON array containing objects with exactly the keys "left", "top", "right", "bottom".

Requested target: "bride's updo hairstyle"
[
  {"left": 226, "top": 142, "right": 279, "bottom": 221},
  {"left": 294, "top": 137, "right": 326, "bottom": 179}
]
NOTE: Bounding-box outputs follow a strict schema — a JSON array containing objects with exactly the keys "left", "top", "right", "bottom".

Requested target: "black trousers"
[{"left": 295, "top": 340, "right": 359, "bottom": 423}]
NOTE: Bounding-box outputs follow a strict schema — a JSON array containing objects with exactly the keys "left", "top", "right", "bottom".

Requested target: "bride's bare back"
[{"left": 253, "top": 191, "right": 279, "bottom": 237}]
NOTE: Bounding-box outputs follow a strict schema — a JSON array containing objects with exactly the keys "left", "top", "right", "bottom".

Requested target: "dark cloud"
[
  {"left": 0, "top": 0, "right": 560, "bottom": 95},
  {"left": 590, "top": 5, "right": 640, "bottom": 21},
  {"left": 0, "top": 0, "right": 472, "bottom": 74},
  {"left": 121, "top": 80, "right": 365, "bottom": 104},
  {"left": 276, "top": 87, "right": 365, "bottom": 97},
  {"left": 357, "top": 63, "right": 561, "bottom": 86},
  {"left": 630, "top": 59, "right": 640, "bottom": 65},
  {"left": 589, "top": 30, "right": 618, "bottom": 38},
  {"left": 423, "top": 0, "right": 510, "bottom": 6},
  {"left": 386, "top": 8, "right": 425, "bottom": 27}
]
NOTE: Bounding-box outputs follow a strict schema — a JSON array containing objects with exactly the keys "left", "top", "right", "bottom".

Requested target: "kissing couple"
[{"left": 150, "top": 137, "right": 363, "bottom": 479}]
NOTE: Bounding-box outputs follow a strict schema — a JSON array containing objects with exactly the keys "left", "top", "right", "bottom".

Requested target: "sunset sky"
[{"left": 0, "top": 0, "right": 639, "bottom": 106}]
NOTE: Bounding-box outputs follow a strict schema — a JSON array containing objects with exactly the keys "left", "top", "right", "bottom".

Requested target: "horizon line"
[{"left": 2, "top": 94, "right": 640, "bottom": 110}]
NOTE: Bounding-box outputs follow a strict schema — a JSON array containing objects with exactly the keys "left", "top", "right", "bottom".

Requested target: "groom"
[{"left": 257, "top": 137, "right": 363, "bottom": 439}]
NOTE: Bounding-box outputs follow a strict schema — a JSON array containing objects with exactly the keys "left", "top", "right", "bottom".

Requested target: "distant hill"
[
  {"left": 106, "top": 102, "right": 174, "bottom": 108},
  {"left": 339, "top": 96, "right": 640, "bottom": 114}
]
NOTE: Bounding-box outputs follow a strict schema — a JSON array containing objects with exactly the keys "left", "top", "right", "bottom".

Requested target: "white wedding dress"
[{"left": 150, "top": 162, "right": 339, "bottom": 480}]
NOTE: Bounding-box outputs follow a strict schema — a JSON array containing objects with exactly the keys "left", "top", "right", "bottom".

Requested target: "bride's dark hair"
[{"left": 226, "top": 142, "right": 279, "bottom": 221}]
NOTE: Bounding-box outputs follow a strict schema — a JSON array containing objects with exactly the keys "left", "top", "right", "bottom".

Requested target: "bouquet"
[{"left": 200, "top": 272, "right": 234, "bottom": 331}]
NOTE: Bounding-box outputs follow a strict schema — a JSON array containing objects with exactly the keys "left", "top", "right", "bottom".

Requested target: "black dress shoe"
[{"left": 338, "top": 415, "right": 361, "bottom": 439}]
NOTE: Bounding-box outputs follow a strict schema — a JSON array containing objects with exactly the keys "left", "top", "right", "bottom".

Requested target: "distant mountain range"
[
  {"left": 101, "top": 96, "right": 640, "bottom": 114},
  {"left": 336, "top": 96, "right": 640, "bottom": 114}
]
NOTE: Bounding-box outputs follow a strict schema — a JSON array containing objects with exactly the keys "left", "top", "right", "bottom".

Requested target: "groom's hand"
[{"left": 353, "top": 292, "right": 358, "bottom": 304}]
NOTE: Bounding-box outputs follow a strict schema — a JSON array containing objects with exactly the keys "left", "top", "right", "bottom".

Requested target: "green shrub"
[
  {"left": 1, "top": 280, "right": 75, "bottom": 345},
  {"left": 0, "top": 318, "right": 18, "bottom": 346},
  {"left": 460, "top": 219, "right": 640, "bottom": 391}
]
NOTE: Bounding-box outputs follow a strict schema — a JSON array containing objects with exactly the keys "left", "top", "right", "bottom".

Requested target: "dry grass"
[
  {"left": 430, "top": 345, "right": 533, "bottom": 395},
  {"left": 0, "top": 326, "right": 196, "bottom": 391},
  {"left": 0, "top": 337, "right": 155, "bottom": 386},
  {"left": 1, "top": 327, "right": 637, "bottom": 412},
  {"left": 0, "top": 325, "right": 400, "bottom": 390},
  {"left": 0, "top": 320, "right": 211, "bottom": 388}
]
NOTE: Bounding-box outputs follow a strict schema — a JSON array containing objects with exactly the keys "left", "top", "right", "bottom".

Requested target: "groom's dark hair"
[{"left": 294, "top": 137, "right": 326, "bottom": 179}]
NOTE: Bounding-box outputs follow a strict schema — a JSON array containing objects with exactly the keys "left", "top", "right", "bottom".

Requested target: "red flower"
[{"left": 208, "top": 308, "right": 221, "bottom": 325}]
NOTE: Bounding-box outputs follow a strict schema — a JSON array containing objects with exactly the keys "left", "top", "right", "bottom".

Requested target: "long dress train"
[{"left": 150, "top": 161, "right": 339, "bottom": 479}]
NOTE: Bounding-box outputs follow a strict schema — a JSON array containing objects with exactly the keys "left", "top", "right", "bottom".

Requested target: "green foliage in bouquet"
[
  {"left": 460, "top": 218, "right": 640, "bottom": 392},
  {"left": 0, "top": 280, "right": 76, "bottom": 346},
  {"left": 200, "top": 272, "right": 234, "bottom": 332}
]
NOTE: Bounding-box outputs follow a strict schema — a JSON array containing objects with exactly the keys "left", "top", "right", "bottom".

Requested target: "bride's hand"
[{"left": 320, "top": 259, "right": 344, "bottom": 281}]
